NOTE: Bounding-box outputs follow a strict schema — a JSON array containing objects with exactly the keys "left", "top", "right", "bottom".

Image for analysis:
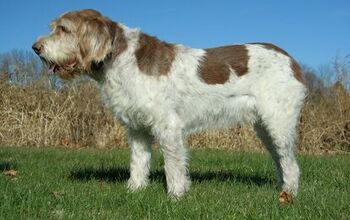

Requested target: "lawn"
[{"left": 0, "top": 147, "right": 349, "bottom": 219}]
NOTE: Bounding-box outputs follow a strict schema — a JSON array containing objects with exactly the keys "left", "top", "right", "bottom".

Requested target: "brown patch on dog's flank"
[
  {"left": 135, "top": 33, "right": 176, "bottom": 76},
  {"left": 251, "top": 42, "right": 304, "bottom": 84},
  {"left": 199, "top": 45, "right": 249, "bottom": 84},
  {"left": 279, "top": 191, "right": 293, "bottom": 204}
]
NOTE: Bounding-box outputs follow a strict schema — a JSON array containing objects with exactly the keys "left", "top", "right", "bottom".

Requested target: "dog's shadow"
[
  {"left": 69, "top": 166, "right": 273, "bottom": 187},
  {"left": 0, "top": 162, "right": 17, "bottom": 171}
]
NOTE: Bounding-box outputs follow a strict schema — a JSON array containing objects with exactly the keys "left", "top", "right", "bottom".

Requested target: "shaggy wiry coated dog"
[{"left": 33, "top": 9, "right": 306, "bottom": 203}]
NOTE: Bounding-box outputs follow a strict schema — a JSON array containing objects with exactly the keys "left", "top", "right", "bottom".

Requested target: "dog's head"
[{"left": 32, "top": 9, "right": 126, "bottom": 79}]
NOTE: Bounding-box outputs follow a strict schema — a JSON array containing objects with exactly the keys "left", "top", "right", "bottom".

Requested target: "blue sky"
[{"left": 0, "top": 0, "right": 349, "bottom": 68}]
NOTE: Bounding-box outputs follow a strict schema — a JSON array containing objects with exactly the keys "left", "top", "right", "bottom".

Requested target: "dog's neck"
[
  {"left": 110, "top": 22, "right": 129, "bottom": 61},
  {"left": 87, "top": 22, "right": 132, "bottom": 82},
  {"left": 88, "top": 22, "right": 177, "bottom": 82}
]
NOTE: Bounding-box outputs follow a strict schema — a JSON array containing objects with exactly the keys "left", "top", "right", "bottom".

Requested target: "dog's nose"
[{"left": 32, "top": 42, "right": 43, "bottom": 55}]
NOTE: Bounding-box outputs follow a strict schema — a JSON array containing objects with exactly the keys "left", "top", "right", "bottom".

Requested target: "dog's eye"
[{"left": 56, "top": 25, "right": 69, "bottom": 33}]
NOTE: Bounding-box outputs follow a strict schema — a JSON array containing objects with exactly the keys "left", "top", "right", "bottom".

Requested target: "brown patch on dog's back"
[
  {"left": 251, "top": 42, "right": 304, "bottom": 83},
  {"left": 135, "top": 33, "right": 176, "bottom": 76},
  {"left": 199, "top": 45, "right": 249, "bottom": 84}
]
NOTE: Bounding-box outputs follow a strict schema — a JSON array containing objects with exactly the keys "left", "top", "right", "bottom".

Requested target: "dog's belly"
[{"left": 178, "top": 94, "right": 257, "bottom": 134}]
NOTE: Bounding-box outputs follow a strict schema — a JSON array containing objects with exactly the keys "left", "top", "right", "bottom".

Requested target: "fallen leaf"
[
  {"left": 3, "top": 169, "right": 18, "bottom": 177},
  {"left": 279, "top": 191, "right": 293, "bottom": 204},
  {"left": 52, "top": 191, "right": 63, "bottom": 198}
]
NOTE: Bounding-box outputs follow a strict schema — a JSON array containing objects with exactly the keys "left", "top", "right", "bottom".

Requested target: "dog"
[{"left": 32, "top": 9, "right": 306, "bottom": 203}]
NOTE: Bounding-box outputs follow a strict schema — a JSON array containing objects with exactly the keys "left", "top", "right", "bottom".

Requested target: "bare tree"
[
  {"left": 301, "top": 64, "right": 325, "bottom": 93},
  {"left": 319, "top": 55, "right": 350, "bottom": 91},
  {"left": 0, "top": 49, "right": 43, "bottom": 84}
]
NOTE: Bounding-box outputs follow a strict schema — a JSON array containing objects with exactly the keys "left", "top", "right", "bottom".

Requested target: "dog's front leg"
[
  {"left": 127, "top": 128, "right": 153, "bottom": 191},
  {"left": 153, "top": 117, "right": 191, "bottom": 199}
]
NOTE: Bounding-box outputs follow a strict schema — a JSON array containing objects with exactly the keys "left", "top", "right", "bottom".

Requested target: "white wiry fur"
[
  {"left": 99, "top": 25, "right": 306, "bottom": 198},
  {"left": 35, "top": 11, "right": 306, "bottom": 200}
]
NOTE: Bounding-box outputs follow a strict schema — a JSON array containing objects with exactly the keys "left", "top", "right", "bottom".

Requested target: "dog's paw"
[
  {"left": 127, "top": 178, "right": 148, "bottom": 192},
  {"left": 167, "top": 178, "right": 191, "bottom": 200},
  {"left": 168, "top": 190, "right": 186, "bottom": 201}
]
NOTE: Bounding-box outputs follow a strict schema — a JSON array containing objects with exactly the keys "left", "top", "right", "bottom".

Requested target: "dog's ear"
[{"left": 78, "top": 17, "right": 115, "bottom": 71}]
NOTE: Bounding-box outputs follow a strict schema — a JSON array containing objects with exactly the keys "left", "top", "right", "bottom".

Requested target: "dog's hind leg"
[
  {"left": 127, "top": 128, "right": 153, "bottom": 191},
  {"left": 254, "top": 83, "right": 306, "bottom": 203}
]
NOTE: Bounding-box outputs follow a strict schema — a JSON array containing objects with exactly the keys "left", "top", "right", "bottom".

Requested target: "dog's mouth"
[
  {"left": 44, "top": 59, "right": 77, "bottom": 75},
  {"left": 48, "top": 63, "right": 61, "bottom": 74}
]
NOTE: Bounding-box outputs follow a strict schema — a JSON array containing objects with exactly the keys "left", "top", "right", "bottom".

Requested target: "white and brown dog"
[{"left": 33, "top": 9, "right": 306, "bottom": 203}]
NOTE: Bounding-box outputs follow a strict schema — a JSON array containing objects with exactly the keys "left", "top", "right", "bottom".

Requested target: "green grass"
[{"left": 0, "top": 147, "right": 349, "bottom": 219}]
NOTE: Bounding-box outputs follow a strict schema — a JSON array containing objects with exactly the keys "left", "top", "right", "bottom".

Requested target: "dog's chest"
[{"left": 99, "top": 78, "right": 155, "bottom": 129}]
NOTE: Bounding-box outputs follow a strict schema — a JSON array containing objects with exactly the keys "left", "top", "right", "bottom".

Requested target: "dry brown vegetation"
[
  {"left": 0, "top": 80, "right": 127, "bottom": 149},
  {"left": 0, "top": 76, "right": 349, "bottom": 153},
  {"left": 1, "top": 50, "right": 349, "bottom": 153}
]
